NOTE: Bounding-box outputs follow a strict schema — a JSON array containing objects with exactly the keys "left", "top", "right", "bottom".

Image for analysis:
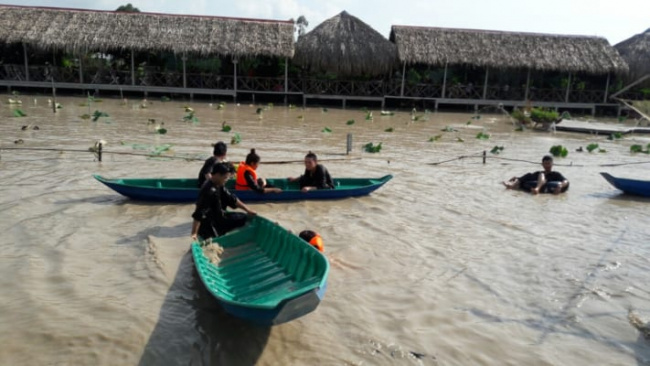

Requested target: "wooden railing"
[{"left": 0, "top": 63, "right": 643, "bottom": 103}]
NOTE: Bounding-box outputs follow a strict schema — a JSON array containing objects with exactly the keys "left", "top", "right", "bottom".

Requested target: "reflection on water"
[{"left": 1, "top": 94, "right": 650, "bottom": 365}]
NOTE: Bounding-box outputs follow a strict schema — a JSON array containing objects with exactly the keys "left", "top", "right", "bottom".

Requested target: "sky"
[{"left": 2, "top": 0, "right": 648, "bottom": 45}]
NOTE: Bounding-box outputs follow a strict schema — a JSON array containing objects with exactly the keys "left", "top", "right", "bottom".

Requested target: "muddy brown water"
[{"left": 1, "top": 95, "right": 650, "bottom": 365}]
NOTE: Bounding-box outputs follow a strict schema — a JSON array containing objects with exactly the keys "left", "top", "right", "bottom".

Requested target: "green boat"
[{"left": 191, "top": 215, "right": 330, "bottom": 325}]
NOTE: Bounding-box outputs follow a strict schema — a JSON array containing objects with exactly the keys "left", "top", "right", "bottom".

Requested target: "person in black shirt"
[
  {"left": 503, "top": 155, "right": 569, "bottom": 194},
  {"left": 288, "top": 151, "right": 334, "bottom": 192},
  {"left": 191, "top": 162, "right": 256, "bottom": 240},
  {"left": 197, "top": 141, "right": 227, "bottom": 188}
]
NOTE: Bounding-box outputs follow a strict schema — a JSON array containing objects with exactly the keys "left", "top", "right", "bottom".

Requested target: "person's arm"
[
  {"left": 191, "top": 220, "right": 200, "bottom": 241},
  {"left": 235, "top": 198, "right": 257, "bottom": 216},
  {"left": 244, "top": 171, "right": 265, "bottom": 193}
]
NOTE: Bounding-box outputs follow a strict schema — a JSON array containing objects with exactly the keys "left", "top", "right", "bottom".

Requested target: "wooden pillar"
[
  {"left": 23, "top": 43, "right": 29, "bottom": 81},
  {"left": 131, "top": 51, "right": 135, "bottom": 86},
  {"left": 284, "top": 57, "right": 288, "bottom": 93},
  {"left": 233, "top": 58, "right": 238, "bottom": 98},
  {"left": 482, "top": 67, "right": 489, "bottom": 100},
  {"left": 182, "top": 53, "right": 187, "bottom": 88},
  {"left": 441, "top": 62, "right": 448, "bottom": 98},
  {"left": 524, "top": 69, "right": 531, "bottom": 101},
  {"left": 603, "top": 73, "right": 610, "bottom": 103},
  {"left": 78, "top": 51, "right": 84, "bottom": 84},
  {"left": 564, "top": 73, "right": 572, "bottom": 103},
  {"left": 400, "top": 61, "right": 406, "bottom": 97}
]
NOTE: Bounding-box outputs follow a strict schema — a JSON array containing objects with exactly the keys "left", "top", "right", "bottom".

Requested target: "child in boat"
[
  {"left": 191, "top": 162, "right": 256, "bottom": 240},
  {"left": 299, "top": 230, "right": 324, "bottom": 252},
  {"left": 235, "top": 149, "right": 282, "bottom": 194},
  {"left": 288, "top": 151, "right": 334, "bottom": 192},
  {"left": 197, "top": 141, "right": 227, "bottom": 188},
  {"left": 503, "top": 155, "right": 569, "bottom": 194}
]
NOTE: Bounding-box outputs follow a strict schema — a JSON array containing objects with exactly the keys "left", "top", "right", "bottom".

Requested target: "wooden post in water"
[
  {"left": 98, "top": 142, "right": 103, "bottom": 162},
  {"left": 23, "top": 43, "right": 29, "bottom": 81},
  {"left": 51, "top": 78, "right": 57, "bottom": 114},
  {"left": 564, "top": 73, "right": 572, "bottom": 103},
  {"left": 400, "top": 61, "right": 406, "bottom": 97},
  {"left": 483, "top": 150, "right": 486, "bottom": 164},
  {"left": 78, "top": 52, "right": 84, "bottom": 84},
  {"left": 441, "top": 61, "right": 448, "bottom": 99},
  {"left": 346, "top": 133, "right": 353, "bottom": 155},
  {"left": 233, "top": 58, "right": 238, "bottom": 102},
  {"left": 603, "top": 73, "right": 610, "bottom": 103}
]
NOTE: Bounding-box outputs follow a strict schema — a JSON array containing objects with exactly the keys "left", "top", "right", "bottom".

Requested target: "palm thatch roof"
[
  {"left": 390, "top": 26, "right": 628, "bottom": 75},
  {"left": 294, "top": 11, "right": 397, "bottom": 76},
  {"left": 615, "top": 28, "right": 650, "bottom": 81},
  {"left": 0, "top": 5, "right": 294, "bottom": 58}
]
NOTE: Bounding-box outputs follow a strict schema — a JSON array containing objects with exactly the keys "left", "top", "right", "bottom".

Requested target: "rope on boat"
[{"left": 0, "top": 146, "right": 362, "bottom": 164}]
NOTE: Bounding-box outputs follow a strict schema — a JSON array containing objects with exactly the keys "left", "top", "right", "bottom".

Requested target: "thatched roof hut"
[
  {"left": 615, "top": 28, "right": 650, "bottom": 81},
  {"left": 390, "top": 26, "right": 628, "bottom": 75},
  {"left": 0, "top": 5, "right": 295, "bottom": 58},
  {"left": 294, "top": 11, "right": 397, "bottom": 76}
]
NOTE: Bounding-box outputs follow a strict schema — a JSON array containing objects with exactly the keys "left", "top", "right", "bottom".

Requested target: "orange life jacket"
[
  {"left": 309, "top": 235, "right": 324, "bottom": 252},
  {"left": 235, "top": 162, "right": 257, "bottom": 190}
]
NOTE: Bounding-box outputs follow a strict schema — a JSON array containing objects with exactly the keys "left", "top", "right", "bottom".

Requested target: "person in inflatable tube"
[{"left": 503, "top": 155, "right": 569, "bottom": 194}]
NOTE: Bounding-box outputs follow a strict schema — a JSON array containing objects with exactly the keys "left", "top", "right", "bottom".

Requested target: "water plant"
[
  {"left": 13, "top": 109, "right": 26, "bottom": 117},
  {"left": 231, "top": 133, "right": 241, "bottom": 145},
  {"left": 442, "top": 126, "right": 457, "bottom": 132},
  {"left": 346, "top": 119, "right": 355, "bottom": 125},
  {"left": 384, "top": 127, "right": 394, "bottom": 132},
  {"left": 380, "top": 111, "right": 394, "bottom": 116},
  {"left": 607, "top": 132, "right": 623, "bottom": 140},
  {"left": 476, "top": 131, "right": 490, "bottom": 140},
  {"left": 161, "top": 96, "right": 171, "bottom": 102},
  {"left": 221, "top": 121, "right": 232, "bottom": 132},
  {"left": 456, "top": 137, "right": 465, "bottom": 142},
  {"left": 428, "top": 134, "right": 442, "bottom": 142},
  {"left": 92, "top": 110, "right": 109, "bottom": 122},
  {"left": 365, "top": 111, "right": 373, "bottom": 120},
  {"left": 490, "top": 146, "right": 504, "bottom": 154},
  {"left": 364, "top": 142, "right": 382, "bottom": 153},
  {"left": 322, "top": 108, "right": 328, "bottom": 113},
  {"left": 586, "top": 143, "right": 599, "bottom": 153},
  {"left": 322, "top": 127, "right": 332, "bottom": 133},
  {"left": 549, "top": 145, "right": 568, "bottom": 157}
]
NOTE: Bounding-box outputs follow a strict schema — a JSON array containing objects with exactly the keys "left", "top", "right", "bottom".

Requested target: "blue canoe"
[
  {"left": 600, "top": 172, "right": 650, "bottom": 197},
  {"left": 191, "top": 215, "right": 329, "bottom": 325},
  {"left": 93, "top": 174, "right": 392, "bottom": 203}
]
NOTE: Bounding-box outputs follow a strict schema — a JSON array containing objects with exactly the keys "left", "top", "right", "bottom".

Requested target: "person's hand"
[
  {"left": 247, "top": 209, "right": 257, "bottom": 216},
  {"left": 191, "top": 233, "right": 198, "bottom": 241},
  {"left": 531, "top": 187, "right": 540, "bottom": 195},
  {"left": 301, "top": 186, "right": 311, "bottom": 192},
  {"left": 272, "top": 188, "right": 282, "bottom": 193}
]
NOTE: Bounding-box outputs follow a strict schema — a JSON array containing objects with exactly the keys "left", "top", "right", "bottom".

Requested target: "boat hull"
[
  {"left": 601, "top": 172, "right": 650, "bottom": 197},
  {"left": 94, "top": 174, "right": 392, "bottom": 202},
  {"left": 191, "top": 216, "right": 329, "bottom": 326}
]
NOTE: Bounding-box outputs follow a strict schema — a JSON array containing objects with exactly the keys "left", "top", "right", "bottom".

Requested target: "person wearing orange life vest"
[
  {"left": 299, "top": 230, "right": 324, "bottom": 252},
  {"left": 235, "top": 149, "right": 282, "bottom": 194}
]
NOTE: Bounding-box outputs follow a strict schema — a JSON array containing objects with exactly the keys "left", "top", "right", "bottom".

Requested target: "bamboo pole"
[
  {"left": 233, "top": 58, "right": 238, "bottom": 94},
  {"left": 482, "top": 68, "right": 489, "bottom": 100},
  {"left": 564, "top": 73, "right": 572, "bottom": 103},
  {"left": 131, "top": 51, "right": 135, "bottom": 86},
  {"left": 603, "top": 73, "right": 611, "bottom": 103},
  {"left": 400, "top": 61, "right": 406, "bottom": 97},
  {"left": 524, "top": 69, "right": 531, "bottom": 101},
  {"left": 23, "top": 43, "right": 29, "bottom": 81},
  {"left": 78, "top": 51, "right": 83, "bottom": 84},
  {"left": 284, "top": 57, "right": 288, "bottom": 93},
  {"left": 182, "top": 53, "right": 187, "bottom": 88},
  {"left": 441, "top": 62, "right": 448, "bottom": 98}
]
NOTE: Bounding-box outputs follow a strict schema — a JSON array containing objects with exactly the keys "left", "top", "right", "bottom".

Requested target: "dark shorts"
[{"left": 199, "top": 212, "right": 249, "bottom": 239}]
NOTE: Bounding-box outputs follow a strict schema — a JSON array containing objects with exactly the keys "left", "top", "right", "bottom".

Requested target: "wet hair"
[
  {"left": 245, "top": 149, "right": 260, "bottom": 165},
  {"left": 542, "top": 155, "right": 553, "bottom": 163},
  {"left": 305, "top": 151, "right": 317, "bottom": 161},
  {"left": 213, "top": 141, "right": 227, "bottom": 157},
  {"left": 299, "top": 230, "right": 317, "bottom": 242},
  {"left": 211, "top": 161, "right": 234, "bottom": 175}
]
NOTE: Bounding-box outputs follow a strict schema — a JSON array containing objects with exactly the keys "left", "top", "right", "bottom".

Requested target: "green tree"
[{"left": 116, "top": 3, "right": 140, "bottom": 12}]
